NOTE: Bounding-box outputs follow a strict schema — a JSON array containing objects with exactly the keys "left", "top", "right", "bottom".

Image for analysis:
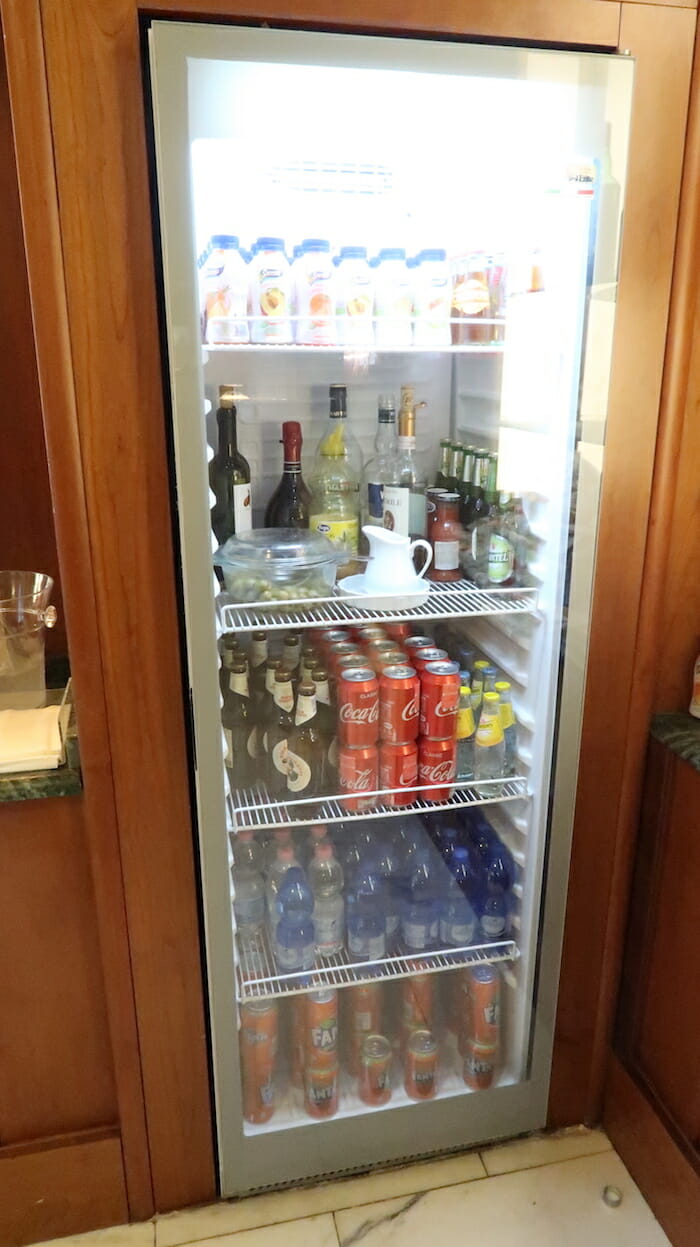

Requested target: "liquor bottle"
[
  {"left": 209, "top": 385, "right": 252, "bottom": 545},
  {"left": 282, "top": 632, "right": 302, "bottom": 681},
  {"left": 264, "top": 668, "right": 295, "bottom": 796},
  {"left": 363, "top": 394, "right": 397, "bottom": 528},
  {"left": 222, "top": 657, "right": 253, "bottom": 790},
  {"left": 385, "top": 384, "right": 427, "bottom": 541},
  {"left": 309, "top": 383, "right": 362, "bottom": 575},
  {"left": 435, "top": 438, "right": 452, "bottom": 489},
  {"left": 464, "top": 450, "right": 493, "bottom": 529},
  {"left": 264, "top": 420, "right": 312, "bottom": 529},
  {"left": 286, "top": 682, "right": 325, "bottom": 799}
]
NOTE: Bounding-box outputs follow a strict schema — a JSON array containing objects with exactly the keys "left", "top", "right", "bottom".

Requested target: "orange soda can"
[
  {"left": 404, "top": 1028, "right": 438, "bottom": 1100},
  {"left": 452, "top": 967, "right": 473, "bottom": 1054},
  {"left": 240, "top": 999, "right": 278, "bottom": 1124},
  {"left": 463, "top": 1039, "right": 498, "bottom": 1090},
  {"left": 304, "top": 1062, "right": 339, "bottom": 1118},
  {"left": 289, "top": 995, "right": 306, "bottom": 1088},
  {"left": 401, "top": 973, "right": 433, "bottom": 1048},
  {"left": 467, "top": 965, "right": 501, "bottom": 1049},
  {"left": 306, "top": 988, "right": 338, "bottom": 1068},
  {"left": 359, "top": 1034, "right": 392, "bottom": 1106},
  {"left": 347, "top": 981, "right": 383, "bottom": 1075}
]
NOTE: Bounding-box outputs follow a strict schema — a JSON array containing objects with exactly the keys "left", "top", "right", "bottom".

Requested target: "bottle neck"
[
  {"left": 274, "top": 680, "right": 295, "bottom": 713},
  {"left": 217, "top": 405, "right": 238, "bottom": 457},
  {"left": 230, "top": 670, "right": 250, "bottom": 697},
  {"left": 295, "top": 693, "right": 317, "bottom": 726},
  {"left": 438, "top": 443, "right": 451, "bottom": 475},
  {"left": 375, "top": 421, "right": 396, "bottom": 453},
  {"left": 265, "top": 666, "right": 279, "bottom": 695},
  {"left": 250, "top": 639, "right": 268, "bottom": 670}
]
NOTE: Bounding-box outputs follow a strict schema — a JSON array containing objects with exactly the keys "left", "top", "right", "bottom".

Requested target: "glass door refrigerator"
[{"left": 145, "top": 20, "right": 633, "bottom": 1196}]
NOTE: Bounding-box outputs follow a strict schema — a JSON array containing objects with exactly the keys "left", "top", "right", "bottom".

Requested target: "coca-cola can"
[
  {"left": 356, "top": 626, "right": 387, "bottom": 645},
  {"left": 328, "top": 641, "right": 362, "bottom": 674},
  {"left": 384, "top": 622, "right": 412, "bottom": 643},
  {"left": 418, "top": 736, "right": 457, "bottom": 801},
  {"left": 379, "top": 665, "right": 420, "bottom": 743},
  {"left": 320, "top": 628, "right": 352, "bottom": 655},
  {"left": 404, "top": 635, "right": 435, "bottom": 658},
  {"left": 379, "top": 740, "right": 419, "bottom": 806},
  {"left": 375, "top": 649, "right": 408, "bottom": 673},
  {"left": 335, "top": 652, "right": 367, "bottom": 677},
  {"left": 419, "top": 661, "right": 461, "bottom": 738},
  {"left": 365, "top": 638, "right": 401, "bottom": 671},
  {"left": 412, "top": 647, "right": 449, "bottom": 674},
  {"left": 339, "top": 743, "right": 379, "bottom": 811},
  {"left": 338, "top": 667, "right": 380, "bottom": 747}
]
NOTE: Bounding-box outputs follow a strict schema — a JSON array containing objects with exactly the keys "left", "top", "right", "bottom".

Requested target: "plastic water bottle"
[
  {"left": 273, "top": 867, "right": 315, "bottom": 971},
  {"left": 374, "top": 836, "right": 402, "bottom": 952},
  {"left": 401, "top": 848, "right": 441, "bottom": 953},
  {"left": 494, "top": 681, "right": 518, "bottom": 775},
  {"left": 473, "top": 692, "right": 506, "bottom": 789},
  {"left": 451, "top": 844, "right": 481, "bottom": 905},
  {"left": 485, "top": 839, "right": 514, "bottom": 896},
  {"left": 266, "top": 843, "right": 301, "bottom": 924},
  {"left": 308, "top": 842, "right": 345, "bottom": 958},
  {"left": 233, "top": 828, "right": 264, "bottom": 874},
  {"left": 264, "top": 827, "right": 293, "bottom": 873},
  {"left": 439, "top": 876, "right": 477, "bottom": 948},
  {"left": 301, "top": 822, "right": 330, "bottom": 868},
  {"left": 346, "top": 863, "right": 386, "bottom": 962},
  {"left": 231, "top": 833, "right": 265, "bottom": 941},
  {"left": 479, "top": 890, "right": 509, "bottom": 943}
]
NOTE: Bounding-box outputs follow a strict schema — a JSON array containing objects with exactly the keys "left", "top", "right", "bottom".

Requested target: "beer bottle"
[
  {"left": 487, "top": 492, "right": 515, "bottom": 587},
  {"left": 471, "top": 462, "right": 500, "bottom": 587},
  {"left": 458, "top": 446, "right": 475, "bottom": 525},
  {"left": 435, "top": 438, "right": 452, "bottom": 489},
  {"left": 255, "top": 657, "right": 281, "bottom": 761},
  {"left": 286, "top": 682, "right": 325, "bottom": 799},
  {"left": 300, "top": 643, "right": 320, "bottom": 683},
  {"left": 222, "top": 657, "right": 253, "bottom": 790},
  {"left": 265, "top": 668, "right": 295, "bottom": 797},
  {"left": 311, "top": 665, "right": 337, "bottom": 792},
  {"left": 447, "top": 443, "right": 465, "bottom": 492},
  {"left": 248, "top": 631, "right": 269, "bottom": 703},
  {"left": 503, "top": 496, "right": 532, "bottom": 587},
  {"left": 283, "top": 632, "right": 302, "bottom": 679},
  {"left": 220, "top": 636, "right": 246, "bottom": 698}
]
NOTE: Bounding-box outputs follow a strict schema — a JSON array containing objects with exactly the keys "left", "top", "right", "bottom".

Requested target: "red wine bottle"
[
  {"left": 209, "top": 385, "right": 252, "bottom": 544},
  {"left": 264, "top": 420, "right": 311, "bottom": 529}
]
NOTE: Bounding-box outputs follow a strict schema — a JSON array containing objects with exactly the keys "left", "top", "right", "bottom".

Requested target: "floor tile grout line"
[{"left": 153, "top": 1148, "right": 614, "bottom": 1247}]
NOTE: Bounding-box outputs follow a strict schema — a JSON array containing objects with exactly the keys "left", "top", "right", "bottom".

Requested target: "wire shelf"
[
  {"left": 229, "top": 776, "right": 529, "bottom": 833},
  {"left": 236, "top": 928, "right": 518, "bottom": 1001},
  {"left": 218, "top": 581, "right": 538, "bottom": 633}
]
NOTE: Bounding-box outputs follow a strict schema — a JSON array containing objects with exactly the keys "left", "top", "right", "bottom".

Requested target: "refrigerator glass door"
[{"left": 146, "top": 20, "right": 633, "bottom": 1195}]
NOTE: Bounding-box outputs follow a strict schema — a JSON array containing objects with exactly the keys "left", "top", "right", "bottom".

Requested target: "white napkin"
[{"left": 0, "top": 705, "right": 65, "bottom": 772}]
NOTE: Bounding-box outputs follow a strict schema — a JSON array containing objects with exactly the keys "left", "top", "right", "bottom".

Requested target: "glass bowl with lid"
[{"left": 214, "top": 529, "right": 338, "bottom": 605}]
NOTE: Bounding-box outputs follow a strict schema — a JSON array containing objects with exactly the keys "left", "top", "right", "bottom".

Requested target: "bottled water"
[
  {"left": 266, "top": 843, "right": 301, "bottom": 924},
  {"left": 308, "top": 842, "right": 345, "bottom": 958},
  {"left": 479, "top": 891, "right": 509, "bottom": 943},
  {"left": 456, "top": 684, "right": 476, "bottom": 782},
  {"left": 474, "top": 692, "right": 506, "bottom": 788},
  {"left": 439, "top": 877, "right": 477, "bottom": 948},
  {"left": 264, "top": 827, "right": 293, "bottom": 873},
  {"left": 374, "top": 836, "right": 402, "bottom": 953},
  {"left": 273, "top": 867, "right": 316, "bottom": 971},
  {"left": 233, "top": 828, "right": 264, "bottom": 874},
  {"left": 494, "top": 680, "right": 518, "bottom": 775},
  {"left": 451, "top": 844, "right": 481, "bottom": 906},
  {"left": 346, "top": 863, "right": 386, "bottom": 962},
  {"left": 231, "top": 840, "right": 265, "bottom": 942},
  {"left": 301, "top": 822, "right": 330, "bottom": 868},
  {"left": 401, "top": 848, "right": 441, "bottom": 953}
]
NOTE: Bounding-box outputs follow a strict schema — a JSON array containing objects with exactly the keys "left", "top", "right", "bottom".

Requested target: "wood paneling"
[
  {"left": 0, "top": 1130, "right": 129, "bottom": 1247},
  {"left": 0, "top": 0, "right": 154, "bottom": 1220},
  {"left": 605, "top": 1056, "right": 700, "bottom": 1247},
  {"left": 548, "top": 2, "right": 696, "bottom": 1129},
  {"left": 0, "top": 797, "right": 117, "bottom": 1142},
  {"left": 0, "top": 35, "right": 64, "bottom": 656}
]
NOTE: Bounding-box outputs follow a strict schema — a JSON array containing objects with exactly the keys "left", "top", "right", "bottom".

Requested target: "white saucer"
[{"left": 337, "top": 574, "right": 431, "bottom": 611}]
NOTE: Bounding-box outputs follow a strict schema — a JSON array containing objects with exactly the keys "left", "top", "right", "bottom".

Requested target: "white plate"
[{"left": 337, "top": 574, "right": 431, "bottom": 611}]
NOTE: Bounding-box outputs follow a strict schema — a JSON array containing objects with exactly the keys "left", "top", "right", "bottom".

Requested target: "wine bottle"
[
  {"left": 264, "top": 420, "right": 311, "bottom": 529},
  {"left": 209, "top": 385, "right": 252, "bottom": 544}
]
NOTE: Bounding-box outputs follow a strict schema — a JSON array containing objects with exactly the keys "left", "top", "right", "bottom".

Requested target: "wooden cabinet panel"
[{"left": 0, "top": 797, "right": 118, "bottom": 1143}]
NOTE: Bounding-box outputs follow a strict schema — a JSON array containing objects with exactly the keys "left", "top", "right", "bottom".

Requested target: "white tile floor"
[{"left": 33, "top": 1128, "right": 671, "bottom": 1247}]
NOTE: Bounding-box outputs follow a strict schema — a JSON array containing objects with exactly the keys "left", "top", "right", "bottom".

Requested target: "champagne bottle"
[
  {"left": 209, "top": 385, "right": 252, "bottom": 544},
  {"left": 264, "top": 420, "right": 312, "bottom": 529}
]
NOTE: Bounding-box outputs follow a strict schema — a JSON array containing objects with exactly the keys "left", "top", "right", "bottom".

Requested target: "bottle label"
[
  {"left": 434, "top": 540, "right": 460, "bottom": 571},
  {"left": 440, "top": 917, "right": 476, "bottom": 946},
  {"left": 310, "top": 515, "right": 359, "bottom": 556},
  {"left": 286, "top": 749, "right": 312, "bottom": 793},
  {"left": 488, "top": 533, "right": 514, "bottom": 583},
  {"left": 250, "top": 640, "right": 267, "bottom": 670},
  {"left": 315, "top": 681, "right": 331, "bottom": 706},
  {"left": 348, "top": 931, "right": 386, "bottom": 961},
  {"left": 233, "top": 895, "right": 265, "bottom": 927},
  {"left": 233, "top": 482, "right": 252, "bottom": 533},
  {"left": 368, "top": 481, "right": 384, "bottom": 523},
  {"left": 314, "top": 909, "right": 344, "bottom": 952},
  {"left": 499, "top": 702, "right": 515, "bottom": 729},
  {"left": 481, "top": 914, "right": 506, "bottom": 939},
  {"left": 271, "top": 738, "right": 289, "bottom": 776},
  {"left": 403, "top": 917, "right": 438, "bottom": 950},
  {"left": 295, "top": 695, "right": 316, "bottom": 727},
  {"left": 409, "top": 490, "right": 427, "bottom": 539},
  {"left": 229, "top": 671, "right": 250, "bottom": 696},
  {"left": 456, "top": 706, "right": 475, "bottom": 739},
  {"left": 246, "top": 727, "right": 258, "bottom": 759},
  {"left": 476, "top": 715, "right": 504, "bottom": 747},
  {"left": 223, "top": 727, "right": 233, "bottom": 764},
  {"left": 382, "top": 484, "right": 410, "bottom": 536},
  {"left": 275, "top": 941, "right": 314, "bottom": 971}
]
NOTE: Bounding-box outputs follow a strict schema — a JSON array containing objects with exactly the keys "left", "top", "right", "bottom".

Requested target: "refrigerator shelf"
[
  {"left": 218, "top": 581, "right": 537, "bottom": 634},
  {"left": 228, "top": 777, "right": 529, "bottom": 833},
  {"left": 236, "top": 929, "right": 518, "bottom": 1002},
  {"left": 205, "top": 342, "right": 504, "bottom": 356}
]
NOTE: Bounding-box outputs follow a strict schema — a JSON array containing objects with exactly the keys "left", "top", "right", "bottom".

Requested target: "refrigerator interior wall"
[{"left": 147, "top": 18, "right": 633, "bottom": 1193}]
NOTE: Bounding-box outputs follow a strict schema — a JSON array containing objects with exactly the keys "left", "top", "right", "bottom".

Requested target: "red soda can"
[
  {"left": 356, "top": 625, "right": 387, "bottom": 645},
  {"left": 338, "top": 667, "right": 379, "bottom": 747},
  {"left": 329, "top": 640, "right": 363, "bottom": 675},
  {"left": 412, "top": 647, "right": 449, "bottom": 674},
  {"left": 379, "top": 664, "right": 420, "bottom": 743},
  {"left": 335, "top": 652, "right": 367, "bottom": 677},
  {"left": 320, "top": 628, "right": 351, "bottom": 656},
  {"left": 418, "top": 736, "right": 457, "bottom": 801},
  {"left": 379, "top": 740, "right": 418, "bottom": 806},
  {"left": 375, "top": 649, "right": 408, "bottom": 674},
  {"left": 419, "top": 660, "right": 461, "bottom": 738},
  {"left": 384, "top": 621, "right": 412, "bottom": 643},
  {"left": 339, "top": 743, "right": 379, "bottom": 810},
  {"left": 365, "top": 638, "right": 401, "bottom": 671},
  {"left": 404, "top": 635, "right": 435, "bottom": 659}
]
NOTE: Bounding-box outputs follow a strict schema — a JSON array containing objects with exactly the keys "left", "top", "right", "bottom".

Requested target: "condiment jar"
[{"left": 428, "top": 491, "right": 462, "bottom": 582}]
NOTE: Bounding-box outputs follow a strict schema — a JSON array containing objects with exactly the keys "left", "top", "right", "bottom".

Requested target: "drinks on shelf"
[
  {"left": 363, "top": 394, "right": 398, "bottom": 529},
  {"left": 295, "top": 239, "right": 336, "bottom": 346},
  {"left": 392, "top": 385, "right": 428, "bottom": 542},
  {"left": 309, "top": 384, "right": 362, "bottom": 575},
  {"left": 264, "top": 668, "right": 295, "bottom": 796},
  {"left": 240, "top": 999, "right": 277, "bottom": 1124},
  {"left": 473, "top": 691, "right": 506, "bottom": 788},
  {"left": 231, "top": 829, "right": 265, "bottom": 945},
  {"left": 222, "top": 655, "right": 254, "bottom": 789},
  {"left": 308, "top": 841, "right": 345, "bottom": 958},
  {"left": 209, "top": 385, "right": 253, "bottom": 545},
  {"left": 264, "top": 421, "right": 312, "bottom": 529},
  {"left": 455, "top": 685, "right": 476, "bottom": 783},
  {"left": 204, "top": 236, "right": 249, "bottom": 345},
  {"left": 250, "top": 237, "right": 293, "bottom": 344},
  {"left": 286, "top": 681, "right": 325, "bottom": 799}
]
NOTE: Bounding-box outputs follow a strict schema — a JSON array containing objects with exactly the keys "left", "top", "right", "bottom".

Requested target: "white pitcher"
[{"left": 360, "top": 525, "right": 432, "bottom": 593}]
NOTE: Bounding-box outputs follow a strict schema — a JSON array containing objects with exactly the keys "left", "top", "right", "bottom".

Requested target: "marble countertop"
[
  {"left": 0, "top": 669, "right": 82, "bottom": 802},
  {"left": 651, "top": 711, "right": 700, "bottom": 774}
]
